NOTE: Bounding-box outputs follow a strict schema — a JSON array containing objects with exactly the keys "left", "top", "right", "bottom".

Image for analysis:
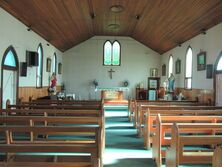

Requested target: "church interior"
[{"left": 0, "top": 0, "right": 222, "bottom": 167}]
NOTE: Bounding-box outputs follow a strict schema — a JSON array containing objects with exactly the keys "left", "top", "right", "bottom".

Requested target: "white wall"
[
  {"left": 0, "top": 8, "right": 63, "bottom": 87},
  {"left": 63, "top": 36, "right": 161, "bottom": 100},
  {"left": 161, "top": 23, "right": 222, "bottom": 90}
]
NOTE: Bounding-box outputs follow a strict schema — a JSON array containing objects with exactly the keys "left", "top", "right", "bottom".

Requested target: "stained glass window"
[
  {"left": 103, "top": 40, "right": 120, "bottom": 66},
  {"left": 37, "top": 44, "right": 43, "bottom": 88},
  {"left": 216, "top": 55, "right": 222, "bottom": 71},
  {"left": 112, "top": 41, "right": 120, "bottom": 65},
  {"left": 4, "top": 50, "right": 16, "bottom": 67},
  {"left": 104, "top": 41, "right": 112, "bottom": 65},
  {"left": 168, "top": 55, "right": 173, "bottom": 77},
  {"left": 185, "top": 47, "right": 193, "bottom": 89},
  {"left": 52, "top": 53, "right": 57, "bottom": 74}
]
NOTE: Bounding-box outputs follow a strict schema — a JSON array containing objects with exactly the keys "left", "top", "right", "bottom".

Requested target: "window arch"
[
  {"left": 104, "top": 41, "right": 112, "bottom": 65},
  {"left": 185, "top": 47, "right": 193, "bottom": 89},
  {"left": 36, "top": 44, "right": 43, "bottom": 88},
  {"left": 3, "top": 49, "right": 17, "bottom": 68},
  {"left": 215, "top": 53, "right": 222, "bottom": 72},
  {"left": 52, "top": 53, "right": 57, "bottom": 74},
  {"left": 103, "top": 40, "right": 121, "bottom": 66},
  {"left": 112, "top": 41, "right": 121, "bottom": 65},
  {"left": 1, "top": 45, "right": 19, "bottom": 108},
  {"left": 168, "top": 55, "right": 173, "bottom": 77}
]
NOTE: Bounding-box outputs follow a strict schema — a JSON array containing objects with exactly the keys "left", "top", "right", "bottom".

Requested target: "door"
[
  {"left": 2, "top": 70, "right": 16, "bottom": 108},
  {"left": 1, "top": 46, "right": 19, "bottom": 109},
  {"left": 215, "top": 74, "right": 222, "bottom": 106}
]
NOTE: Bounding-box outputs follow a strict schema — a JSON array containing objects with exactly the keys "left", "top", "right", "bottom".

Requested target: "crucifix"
[{"left": 108, "top": 69, "right": 115, "bottom": 79}]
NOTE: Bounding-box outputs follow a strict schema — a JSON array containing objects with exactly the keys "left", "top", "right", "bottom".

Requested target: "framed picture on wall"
[
  {"left": 206, "top": 64, "right": 213, "bottom": 79},
  {"left": 175, "top": 59, "right": 181, "bottom": 74},
  {"left": 150, "top": 68, "right": 158, "bottom": 77},
  {"left": 197, "top": 51, "right": 206, "bottom": 71},
  {"left": 46, "top": 58, "right": 51, "bottom": 72},
  {"left": 148, "top": 77, "right": 160, "bottom": 89},
  {"left": 162, "top": 64, "right": 166, "bottom": 76},
  {"left": 58, "top": 63, "right": 62, "bottom": 74}
]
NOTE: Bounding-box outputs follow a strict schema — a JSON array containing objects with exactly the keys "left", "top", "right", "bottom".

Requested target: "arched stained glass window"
[
  {"left": 104, "top": 41, "right": 112, "bottom": 65},
  {"left": 52, "top": 53, "right": 57, "bottom": 74},
  {"left": 103, "top": 40, "right": 121, "bottom": 66},
  {"left": 168, "top": 55, "right": 173, "bottom": 77},
  {"left": 112, "top": 41, "right": 120, "bottom": 65},
  {"left": 4, "top": 50, "right": 16, "bottom": 67},
  {"left": 185, "top": 47, "right": 193, "bottom": 89},
  {"left": 216, "top": 55, "right": 222, "bottom": 71},
  {"left": 36, "top": 44, "right": 43, "bottom": 88}
]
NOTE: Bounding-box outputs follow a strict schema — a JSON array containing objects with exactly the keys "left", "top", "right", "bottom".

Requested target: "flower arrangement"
[{"left": 123, "top": 80, "right": 129, "bottom": 87}]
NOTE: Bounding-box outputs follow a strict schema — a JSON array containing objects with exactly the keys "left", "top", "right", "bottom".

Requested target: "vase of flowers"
[{"left": 123, "top": 80, "right": 129, "bottom": 87}]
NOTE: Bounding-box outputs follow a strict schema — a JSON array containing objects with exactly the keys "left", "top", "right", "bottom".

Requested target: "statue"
[
  {"left": 49, "top": 73, "right": 57, "bottom": 95},
  {"left": 168, "top": 73, "right": 175, "bottom": 92}
]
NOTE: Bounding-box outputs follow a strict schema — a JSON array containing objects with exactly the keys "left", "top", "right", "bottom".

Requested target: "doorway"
[{"left": 1, "top": 46, "right": 19, "bottom": 109}]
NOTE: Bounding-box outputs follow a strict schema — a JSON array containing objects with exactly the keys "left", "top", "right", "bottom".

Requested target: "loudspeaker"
[
  {"left": 26, "top": 51, "right": 39, "bottom": 66},
  {"left": 20, "top": 62, "right": 27, "bottom": 77}
]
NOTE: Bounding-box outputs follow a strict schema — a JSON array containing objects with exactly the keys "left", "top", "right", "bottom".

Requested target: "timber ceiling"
[{"left": 1, "top": 0, "right": 222, "bottom": 54}]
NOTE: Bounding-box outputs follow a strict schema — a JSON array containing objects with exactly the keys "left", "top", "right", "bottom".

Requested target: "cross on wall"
[{"left": 108, "top": 69, "right": 115, "bottom": 79}]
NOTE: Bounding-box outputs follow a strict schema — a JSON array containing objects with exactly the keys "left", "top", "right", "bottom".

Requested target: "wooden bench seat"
[
  {"left": 136, "top": 105, "right": 205, "bottom": 129},
  {"left": 165, "top": 123, "right": 222, "bottom": 167},
  {"left": 0, "top": 161, "right": 91, "bottom": 167},
  {"left": 21, "top": 99, "right": 102, "bottom": 106},
  {"left": 7, "top": 104, "right": 102, "bottom": 110},
  {"left": 0, "top": 126, "right": 102, "bottom": 167},
  {"left": 129, "top": 99, "right": 199, "bottom": 124},
  {"left": 0, "top": 110, "right": 105, "bottom": 149},
  {"left": 143, "top": 108, "right": 222, "bottom": 149},
  {"left": 152, "top": 114, "right": 222, "bottom": 167}
]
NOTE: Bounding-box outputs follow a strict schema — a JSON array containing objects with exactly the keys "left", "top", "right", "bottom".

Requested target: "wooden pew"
[
  {"left": 134, "top": 102, "right": 204, "bottom": 130},
  {"left": 7, "top": 104, "right": 102, "bottom": 110},
  {"left": 1, "top": 109, "right": 103, "bottom": 117},
  {"left": 139, "top": 105, "right": 222, "bottom": 135},
  {"left": 20, "top": 99, "right": 102, "bottom": 106},
  {"left": 7, "top": 98, "right": 103, "bottom": 110},
  {"left": 165, "top": 123, "right": 222, "bottom": 167},
  {"left": 130, "top": 99, "right": 199, "bottom": 124},
  {"left": 0, "top": 108, "right": 105, "bottom": 157},
  {"left": 5, "top": 99, "right": 106, "bottom": 155},
  {"left": 213, "top": 146, "right": 222, "bottom": 167},
  {"left": 0, "top": 126, "right": 101, "bottom": 167},
  {"left": 144, "top": 108, "right": 222, "bottom": 149},
  {"left": 153, "top": 114, "right": 222, "bottom": 167},
  {"left": 128, "top": 99, "right": 136, "bottom": 121}
]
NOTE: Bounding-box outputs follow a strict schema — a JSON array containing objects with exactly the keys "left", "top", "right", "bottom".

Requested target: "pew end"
[{"left": 213, "top": 146, "right": 222, "bottom": 167}]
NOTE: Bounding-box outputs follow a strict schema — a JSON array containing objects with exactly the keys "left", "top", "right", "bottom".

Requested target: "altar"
[{"left": 95, "top": 87, "right": 129, "bottom": 100}]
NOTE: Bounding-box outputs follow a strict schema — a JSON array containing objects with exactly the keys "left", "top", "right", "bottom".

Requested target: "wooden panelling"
[
  {"left": 158, "top": 87, "right": 214, "bottom": 105},
  {"left": 1, "top": 0, "right": 222, "bottom": 54},
  {"left": 175, "top": 88, "right": 214, "bottom": 105},
  {"left": 19, "top": 86, "right": 61, "bottom": 102}
]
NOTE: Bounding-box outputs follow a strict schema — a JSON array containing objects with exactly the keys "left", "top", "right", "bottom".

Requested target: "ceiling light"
[
  {"left": 136, "top": 15, "right": 141, "bottom": 20},
  {"left": 108, "top": 24, "right": 120, "bottom": 29},
  {"left": 110, "top": 5, "right": 124, "bottom": 13},
  {"left": 27, "top": 26, "right": 31, "bottom": 31},
  {"left": 90, "top": 13, "right": 96, "bottom": 19},
  {"left": 201, "top": 28, "right": 206, "bottom": 35}
]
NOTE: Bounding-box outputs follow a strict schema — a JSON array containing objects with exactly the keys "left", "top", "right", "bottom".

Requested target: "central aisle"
[{"left": 103, "top": 105, "right": 155, "bottom": 167}]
